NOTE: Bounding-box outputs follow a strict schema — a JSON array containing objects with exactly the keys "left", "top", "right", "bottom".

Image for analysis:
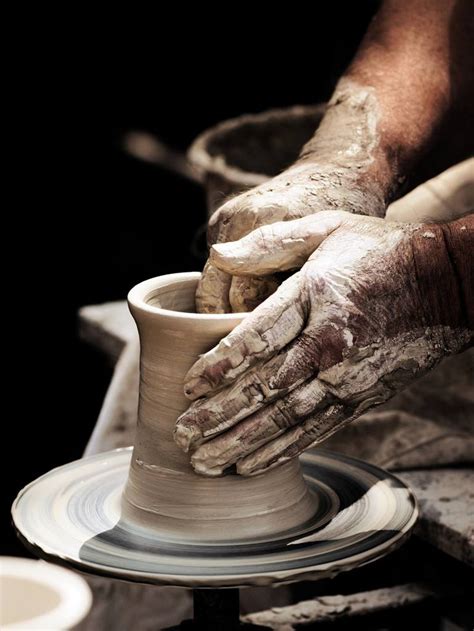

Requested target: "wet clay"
[{"left": 122, "top": 273, "right": 318, "bottom": 542}]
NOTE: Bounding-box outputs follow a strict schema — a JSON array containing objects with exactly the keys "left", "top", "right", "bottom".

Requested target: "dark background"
[{"left": 4, "top": 5, "right": 380, "bottom": 555}]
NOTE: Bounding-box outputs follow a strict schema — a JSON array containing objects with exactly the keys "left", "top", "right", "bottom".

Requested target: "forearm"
[{"left": 299, "top": 0, "right": 473, "bottom": 214}]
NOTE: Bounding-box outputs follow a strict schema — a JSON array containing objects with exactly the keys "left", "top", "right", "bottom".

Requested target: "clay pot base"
[{"left": 12, "top": 447, "right": 417, "bottom": 588}]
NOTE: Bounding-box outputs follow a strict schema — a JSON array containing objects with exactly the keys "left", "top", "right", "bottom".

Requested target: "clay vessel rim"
[{"left": 127, "top": 272, "right": 249, "bottom": 321}]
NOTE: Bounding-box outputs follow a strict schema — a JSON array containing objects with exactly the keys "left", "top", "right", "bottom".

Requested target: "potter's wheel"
[{"left": 12, "top": 447, "right": 417, "bottom": 588}]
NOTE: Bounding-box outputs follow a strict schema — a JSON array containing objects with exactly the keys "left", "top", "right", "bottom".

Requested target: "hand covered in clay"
[
  {"left": 197, "top": 163, "right": 384, "bottom": 314},
  {"left": 196, "top": 80, "right": 389, "bottom": 314},
  {"left": 176, "top": 212, "right": 473, "bottom": 476}
]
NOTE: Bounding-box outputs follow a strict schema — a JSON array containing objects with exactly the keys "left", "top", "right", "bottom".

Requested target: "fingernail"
[
  {"left": 237, "top": 457, "right": 277, "bottom": 477},
  {"left": 173, "top": 423, "right": 201, "bottom": 452},
  {"left": 191, "top": 454, "right": 224, "bottom": 477},
  {"left": 210, "top": 243, "right": 239, "bottom": 268},
  {"left": 236, "top": 460, "right": 257, "bottom": 476},
  {"left": 211, "top": 243, "right": 232, "bottom": 257},
  {"left": 184, "top": 376, "right": 212, "bottom": 399}
]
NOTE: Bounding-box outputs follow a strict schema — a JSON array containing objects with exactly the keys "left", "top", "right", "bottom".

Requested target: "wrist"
[
  {"left": 411, "top": 215, "right": 473, "bottom": 337},
  {"left": 282, "top": 160, "right": 386, "bottom": 219},
  {"left": 295, "top": 79, "right": 397, "bottom": 217}
]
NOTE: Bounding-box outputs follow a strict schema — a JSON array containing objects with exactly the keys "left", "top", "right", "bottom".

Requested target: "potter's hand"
[
  {"left": 195, "top": 73, "right": 395, "bottom": 315},
  {"left": 176, "top": 212, "right": 473, "bottom": 476},
  {"left": 196, "top": 157, "right": 386, "bottom": 313}
]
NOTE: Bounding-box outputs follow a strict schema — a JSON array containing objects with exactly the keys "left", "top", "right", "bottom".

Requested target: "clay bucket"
[
  {"left": 123, "top": 272, "right": 318, "bottom": 542},
  {"left": 188, "top": 104, "right": 326, "bottom": 213}
]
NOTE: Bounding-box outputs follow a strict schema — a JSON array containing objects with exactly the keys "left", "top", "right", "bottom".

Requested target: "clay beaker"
[{"left": 122, "top": 272, "right": 317, "bottom": 542}]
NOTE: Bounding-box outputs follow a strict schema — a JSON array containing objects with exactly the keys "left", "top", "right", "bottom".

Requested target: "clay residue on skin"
[
  {"left": 186, "top": 277, "right": 307, "bottom": 400},
  {"left": 179, "top": 215, "right": 473, "bottom": 477},
  {"left": 318, "top": 327, "right": 472, "bottom": 412},
  {"left": 229, "top": 275, "right": 280, "bottom": 312},
  {"left": 191, "top": 380, "right": 329, "bottom": 476},
  {"left": 236, "top": 221, "right": 473, "bottom": 476},
  {"left": 210, "top": 213, "right": 344, "bottom": 277},
  {"left": 195, "top": 261, "right": 231, "bottom": 313},
  {"left": 296, "top": 78, "right": 390, "bottom": 217},
  {"left": 300, "top": 78, "right": 379, "bottom": 169},
  {"left": 195, "top": 79, "right": 392, "bottom": 314}
]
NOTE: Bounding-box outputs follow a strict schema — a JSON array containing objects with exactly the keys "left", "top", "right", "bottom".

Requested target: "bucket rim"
[{"left": 187, "top": 103, "right": 326, "bottom": 188}]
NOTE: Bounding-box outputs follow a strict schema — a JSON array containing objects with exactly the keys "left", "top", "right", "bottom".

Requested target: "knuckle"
[
  {"left": 208, "top": 195, "right": 255, "bottom": 243},
  {"left": 209, "top": 203, "right": 230, "bottom": 227},
  {"left": 253, "top": 225, "right": 270, "bottom": 249},
  {"left": 271, "top": 399, "right": 296, "bottom": 430},
  {"left": 239, "top": 370, "right": 275, "bottom": 407}
]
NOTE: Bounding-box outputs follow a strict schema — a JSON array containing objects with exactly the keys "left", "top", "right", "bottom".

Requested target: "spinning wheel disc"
[{"left": 12, "top": 448, "right": 417, "bottom": 587}]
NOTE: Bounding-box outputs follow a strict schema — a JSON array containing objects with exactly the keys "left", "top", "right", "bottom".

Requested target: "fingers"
[
  {"left": 197, "top": 195, "right": 269, "bottom": 314},
  {"left": 237, "top": 403, "right": 354, "bottom": 476},
  {"left": 210, "top": 212, "right": 344, "bottom": 277},
  {"left": 196, "top": 197, "right": 254, "bottom": 314},
  {"left": 190, "top": 379, "right": 331, "bottom": 476},
  {"left": 184, "top": 272, "right": 308, "bottom": 399},
  {"left": 229, "top": 275, "right": 280, "bottom": 312},
  {"left": 198, "top": 260, "right": 278, "bottom": 315},
  {"left": 175, "top": 343, "right": 320, "bottom": 452},
  {"left": 195, "top": 261, "right": 232, "bottom": 313},
  {"left": 198, "top": 193, "right": 331, "bottom": 314}
]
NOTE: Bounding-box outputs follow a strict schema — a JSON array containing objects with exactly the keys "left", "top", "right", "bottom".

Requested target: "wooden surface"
[
  {"left": 244, "top": 581, "right": 463, "bottom": 629},
  {"left": 79, "top": 301, "right": 474, "bottom": 567},
  {"left": 79, "top": 301, "right": 134, "bottom": 362},
  {"left": 399, "top": 468, "right": 473, "bottom": 567}
]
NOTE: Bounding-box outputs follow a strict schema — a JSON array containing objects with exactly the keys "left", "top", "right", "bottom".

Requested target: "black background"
[{"left": 4, "top": 5, "right": 379, "bottom": 556}]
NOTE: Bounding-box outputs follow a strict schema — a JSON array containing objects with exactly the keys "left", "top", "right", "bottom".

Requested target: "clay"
[{"left": 122, "top": 272, "right": 318, "bottom": 541}]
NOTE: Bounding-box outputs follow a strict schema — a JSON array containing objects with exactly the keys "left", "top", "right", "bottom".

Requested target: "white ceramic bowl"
[{"left": 0, "top": 556, "right": 92, "bottom": 630}]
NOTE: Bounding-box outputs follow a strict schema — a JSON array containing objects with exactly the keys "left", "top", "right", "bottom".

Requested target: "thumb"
[{"left": 210, "top": 211, "right": 345, "bottom": 276}]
